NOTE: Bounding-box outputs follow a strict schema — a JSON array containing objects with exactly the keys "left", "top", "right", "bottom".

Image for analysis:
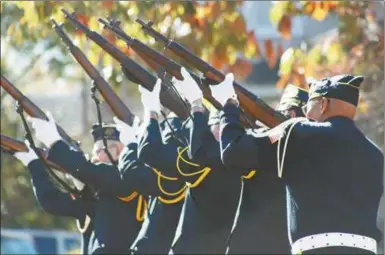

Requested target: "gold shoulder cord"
[
  {"left": 176, "top": 146, "right": 212, "bottom": 188},
  {"left": 242, "top": 170, "right": 257, "bottom": 180},
  {"left": 151, "top": 167, "right": 188, "bottom": 204},
  {"left": 117, "top": 192, "right": 147, "bottom": 222}
]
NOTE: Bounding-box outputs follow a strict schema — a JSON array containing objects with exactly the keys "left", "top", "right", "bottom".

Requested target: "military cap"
[
  {"left": 90, "top": 123, "right": 120, "bottom": 142},
  {"left": 309, "top": 74, "right": 363, "bottom": 106},
  {"left": 276, "top": 84, "right": 309, "bottom": 111}
]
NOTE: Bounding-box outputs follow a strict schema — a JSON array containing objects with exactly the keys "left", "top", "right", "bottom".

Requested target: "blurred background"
[{"left": 1, "top": 1, "right": 384, "bottom": 254}]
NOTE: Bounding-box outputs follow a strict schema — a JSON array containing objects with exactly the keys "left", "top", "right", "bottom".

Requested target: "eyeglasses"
[{"left": 302, "top": 97, "right": 329, "bottom": 113}]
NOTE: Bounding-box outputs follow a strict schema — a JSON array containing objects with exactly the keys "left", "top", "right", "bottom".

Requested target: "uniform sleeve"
[
  {"left": 188, "top": 111, "right": 222, "bottom": 166},
  {"left": 120, "top": 142, "right": 185, "bottom": 197},
  {"left": 137, "top": 118, "right": 179, "bottom": 177},
  {"left": 27, "top": 159, "right": 86, "bottom": 219},
  {"left": 219, "top": 103, "right": 277, "bottom": 172},
  {"left": 46, "top": 141, "right": 122, "bottom": 194}
]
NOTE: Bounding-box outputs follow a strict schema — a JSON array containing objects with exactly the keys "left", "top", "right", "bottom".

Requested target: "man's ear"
[{"left": 320, "top": 97, "right": 329, "bottom": 115}]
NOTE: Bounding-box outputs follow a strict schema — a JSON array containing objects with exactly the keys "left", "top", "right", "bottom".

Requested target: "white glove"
[
  {"left": 113, "top": 116, "right": 140, "bottom": 145},
  {"left": 139, "top": 78, "right": 162, "bottom": 115},
  {"left": 209, "top": 73, "right": 238, "bottom": 106},
  {"left": 27, "top": 111, "right": 62, "bottom": 148},
  {"left": 172, "top": 67, "right": 203, "bottom": 104},
  {"left": 14, "top": 140, "right": 38, "bottom": 166}
]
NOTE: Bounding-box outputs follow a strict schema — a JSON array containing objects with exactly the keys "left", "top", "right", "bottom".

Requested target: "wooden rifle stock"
[
  {"left": 99, "top": 19, "right": 220, "bottom": 108},
  {"left": 0, "top": 76, "right": 82, "bottom": 151},
  {"left": 1, "top": 134, "right": 67, "bottom": 173},
  {"left": 51, "top": 18, "right": 135, "bottom": 125},
  {"left": 61, "top": 9, "right": 189, "bottom": 119},
  {"left": 136, "top": 19, "right": 288, "bottom": 128}
]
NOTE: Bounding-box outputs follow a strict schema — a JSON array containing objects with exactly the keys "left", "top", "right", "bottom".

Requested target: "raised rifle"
[
  {"left": 61, "top": 9, "right": 190, "bottom": 119},
  {"left": 1, "top": 134, "right": 68, "bottom": 173},
  {"left": 136, "top": 19, "right": 287, "bottom": 128},
  {"left": 98, "top": 18, "right": 222, "bottom": 110},
  {"left": 51, "top": 18, "right": 135, "bottom": 126},
  {"left": 0, "top": 76, "right": 82, "bottom": 151}
]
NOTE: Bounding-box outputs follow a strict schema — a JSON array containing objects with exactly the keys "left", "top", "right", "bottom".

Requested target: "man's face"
[
  {"left": 92, "top": 140, "right": 124, "bottom": 163},
  {"left": 305, "top": 97, "right": 328, "bottom": 121}
]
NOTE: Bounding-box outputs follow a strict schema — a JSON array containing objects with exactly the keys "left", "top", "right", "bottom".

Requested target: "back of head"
[
  {"left": 307, "top": 74, "right": 363, "bottom": 121},
  {"left": 276, "top": 84, "right": 309, "bottom": 118}
]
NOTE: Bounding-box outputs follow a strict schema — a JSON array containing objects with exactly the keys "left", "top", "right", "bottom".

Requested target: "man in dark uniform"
[
  {"left": 226, "top": 84, "right": 309, "bottom": 254},
  {"left": 26, "top": 114, "right": 145, "bottom": 254},
  {"left": 210, "top": 74, "right": 384, "bottom": 254},
  {"left": 169, "top": 68, "right": 243, "bottom": 254},
  {"left": 127, "top": 79, "right": 188, "bottom": 254},
  {"left": 14, "top": 141, "right": 95, "bottom": 255}
]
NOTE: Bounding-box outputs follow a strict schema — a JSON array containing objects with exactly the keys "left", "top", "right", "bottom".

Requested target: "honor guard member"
[
  {"left": 14, "top": 142, "right": 95, "bottom": 255},
  {"left": 210, "top": 74, "right": 383, "bottom": 254},
  {"left": 226, "top": 84, "right": 308, "bottom": 254},
  {"left": 27, "top": 115, "right": 144, "bottom": 254},
  {"left": 169, "top": 68, "right": 242, "bottom": 254},
  {"left": 129, "top": 79, "right": 187, "bottom": 254}
]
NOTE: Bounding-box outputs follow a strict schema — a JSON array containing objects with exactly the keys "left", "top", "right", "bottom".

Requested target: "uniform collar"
[{"left": 325, "top": 116, "right": 354, "bottom": 123}]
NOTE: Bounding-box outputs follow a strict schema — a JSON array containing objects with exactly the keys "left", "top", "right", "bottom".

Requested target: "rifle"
[
  {"left": 0, "top": 76, "right": 82, "bottom": 151},
  {"left": 61, "top": 9, "right": 190, "bottom": 119},
  {"left": 1, "top": 134, "right": 67, "bottom": 173},
  {"left": 51, "top": 18, "right": 135, "bottom": 126},
  {"left": 98, "top": 18, "right": 222, "bottom": 111},
  {"left": 136, "top": 19, "right": 288, "bottom": 128}
]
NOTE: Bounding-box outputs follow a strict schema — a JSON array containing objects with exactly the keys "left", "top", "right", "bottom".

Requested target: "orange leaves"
[
  {"left": 278, "top": 14, "right": 292, "bottom": 40},
  {"left": 102, "top": 0, "right": 114, "bottom": 10},
  {"left": 303, "top": 1, "right": 339, "bottom": 21},
  {"left": 244, "top": 31, "right": 260, "bottom": 59},
  {"left": 74, "top": 14, "right": 89, "bottom": 36},
  {"left": 264, "top": 40, "right": 277, "bottom": 69},
  {"left": 225, "top": 58, "right": 253, "bottom": 81}
]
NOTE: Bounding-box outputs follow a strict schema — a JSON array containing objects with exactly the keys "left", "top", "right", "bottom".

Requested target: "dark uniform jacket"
[
  {"left": 46, "top": 141, "right": 143, "bottom": 254},
  {"left": 130, "top": 117, "right": 187, "bottom": 254},
  {"left": 170, "top": 111, "right": 242, "bottom": 254},
  {"left": 220, "top": 103, "right": 384, "bottom": 247},
  {"left": 226, "top": 127, "right": 290, "bottom": 254},
  {"left": 27, "top": 159, "right": 94, "bottom": 255}
]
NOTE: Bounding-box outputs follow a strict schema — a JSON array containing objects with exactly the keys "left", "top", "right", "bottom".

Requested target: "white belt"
[{"left": 291, "top": 232, "right": 377, "bottom": 254}]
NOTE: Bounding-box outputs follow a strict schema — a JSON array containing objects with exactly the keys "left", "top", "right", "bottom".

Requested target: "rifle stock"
[
  {"left": 1, "top": 134, "right": 67, "bottom": 173},
  {"left": 0, "top": 76, "right": 82, "bottom": 151},
  {"left": 51, "top": 18, "right": 135, "bottom": 126},
  {"left": 136, "top": 19, "right": 288, "bottom": 128},
  {"left": 61, "top": 9, "right": 189, "bottom": 119}
]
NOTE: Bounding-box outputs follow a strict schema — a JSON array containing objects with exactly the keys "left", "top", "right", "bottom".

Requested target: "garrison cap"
[
  {"left": 90, "top": 123, "right": 120, "bottom": 142},
  {"left": 309, "top": 74, "right": 363, "bottom": 106},
  {"left": 276, "top": 84, "right": 309, "bottom": 111}
]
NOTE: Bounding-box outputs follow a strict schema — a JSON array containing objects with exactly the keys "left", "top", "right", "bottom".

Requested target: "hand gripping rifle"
[
  {"left": 136, "top": 19, "right": 288, "bottom": 128},
  {"left": 98, "top": 18, "right": 221, "bottom": 110},
  {"left": 1, "top": 134, "right": 68, "bottom": 173},
  {"left": 61, "top": 9, "right": 190, "bottom": 119},
  {"left": 0, "top": 76, "right": 82, "bottom": 151}
]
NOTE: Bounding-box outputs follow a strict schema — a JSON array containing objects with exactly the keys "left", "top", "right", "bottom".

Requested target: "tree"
[{"left": 270, "top": 1, "right": 384, "bottom": 148}]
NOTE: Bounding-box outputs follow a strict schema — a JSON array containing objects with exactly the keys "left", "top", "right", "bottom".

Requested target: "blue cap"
[{"left": 309, "top": 74, "right": 363, "bottom": 106}]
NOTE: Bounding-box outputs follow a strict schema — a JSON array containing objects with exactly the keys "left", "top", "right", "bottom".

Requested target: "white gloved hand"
[
  {"left": 27, "top": 111, "right": 62, "bottom": 148},
  {"left": 209, "top": 73, "right": 238, "bottom": 106},
  {"left": 14, "top": 140, "right": 39, "bottom": 166},
  {"left": 172, "top": 67, "right": 203, "bottom": 104},
  {"left": 139, "top": 79, "right": 162, "bottom": 115},
  {"left": 113, "top": 116, "right": 139, "bottom": 145}
]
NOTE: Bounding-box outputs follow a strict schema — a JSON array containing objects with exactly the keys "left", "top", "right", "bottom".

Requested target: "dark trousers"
[{"left": 303, "top": 246, "right": 375, "bottom": 254}]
